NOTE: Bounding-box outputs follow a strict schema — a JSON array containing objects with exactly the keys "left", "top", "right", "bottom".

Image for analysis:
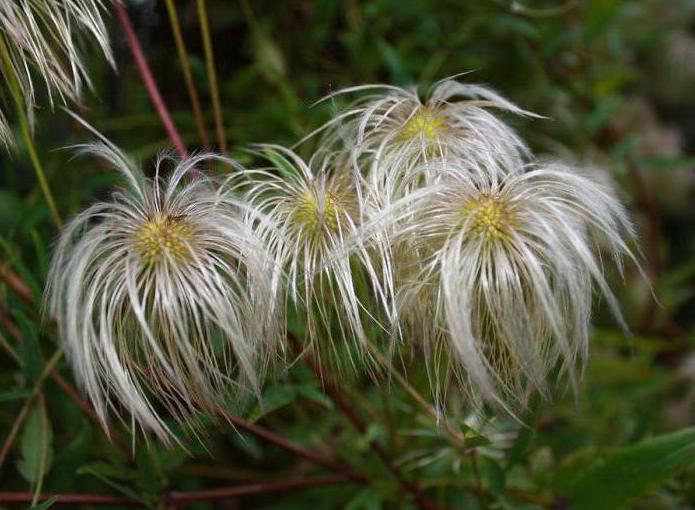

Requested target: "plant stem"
[
  {"left": 0, "top": 270, "right": 132, "bottom": 456},
  {"left": 112, "top": 2, "right": 187, "bottom": 158},
  {"left": 0, "top": 348, "right": 63, "bottom": 473},
  {"left": 164, "top": 0, "right": 211, "bottom": 148},
  {"left": 166, "top": 474, "right": 352, "bottom": 505},
  {"left": 0, "top": 36, "right": 63, "bottom": 229},
  {"left": 288, "top": 334, "right": 430, "bottom": 510},
  {"left": 0, "top": 330, "right": 20, "bottom": 365},
  {"left": 369, "top": 347, "right": 467, "bottom": 447},
  {"left": 197, "top": 0, "right": 227, "bottom": 152},
  {"left": 215, "top": 406, "right": 365, "bottom": 482},
  {"left": 0, "top": 475, "right": 353, "bottom": 506}
]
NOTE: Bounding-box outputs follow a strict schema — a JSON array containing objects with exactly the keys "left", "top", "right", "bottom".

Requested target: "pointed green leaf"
[
  {"left": 17, "top": 403, "right": 53, "bottom": 485},
  {"left": 567, "top": 427, "right": 695, "bottom": 510},
  {"left": 247, "top": 385, "right": 297, "bottom": 423},
  {"left": 29, "top": 496, "right": 58, "bottom": 510}
]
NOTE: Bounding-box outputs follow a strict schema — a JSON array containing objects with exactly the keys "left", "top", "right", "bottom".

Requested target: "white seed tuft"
[
  {"left": 0, "top": 0, "right": 113, "bottom": 147},
  {"left": 46, "top": 142, "right": 281, "bottom": 442}
]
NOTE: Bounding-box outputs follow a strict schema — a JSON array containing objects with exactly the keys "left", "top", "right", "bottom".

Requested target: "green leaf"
[
  {"left": 248, "top": 384, "right": 298, "bottom": 423},
  {"left": 17, "top": 403, "right": 53, "bottom": 485},
  {"left": 12, "top": 311, "right": 42, "bottom": 385},
  {"left": 78, "top": 464, "right": 142, "bottom": 502},
  {"left": 567, "top": 427, "right": 695, "bottom": 510},
  {"left": 481, "top": 457, "right": 506, "bottom": 493},
  {"left": 29, "top": 496, "right": 58, "bottom": 510},
  {"left": 0, "top": 387, "right": 32, "bottom": 402},
  {"left": 506, "top": 397, "right": 540, "bottom": 469},
  {"left": 51, "top": 419, "right": 93, "bottom": 490},
  {"left": 346, "top": 486, "right": 384, "bottom": 510},
  {"left": 377, "top": 40, "right": 410, "bottom": 85},
  {"left": 295, "top": 383, "right": 333, "bottom": 409}
]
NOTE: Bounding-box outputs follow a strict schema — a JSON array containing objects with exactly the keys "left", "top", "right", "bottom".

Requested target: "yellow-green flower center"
[
  {"left": 463, "top": 195, "right": 514, "bottom": 242},
  {"left": 135, "top": 214, "right": 192, "bottom": 263},
  {"left": 293, "top": 190, "right": 343, "bottom": 236},
  {"left": 399, "top": 108, "right": 447, "bottom": 142}
]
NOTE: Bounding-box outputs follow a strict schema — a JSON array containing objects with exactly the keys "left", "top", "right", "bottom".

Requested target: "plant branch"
[
  {"left": 0, "top": 475, "right": 353, "bottom": 506},
  {"left": 164, "top": 0, "right": 211, "bottom": 148},
  {"left": 0, "top": 348, "right": 63, "bottom": 472},
  {"left": 196, "top": 0, "right": 227, "bottom": 152},
  {"left": 288, "top": 334, "right": 430, "bottom": 510},
  {"left": 215, "top": 407, "right": 365, "bottom": 482},
  {"left": 0, "top": 35, "right": 63, "bottom": 228},
  {"left": 166, "top": 474, "right": 352, "bottom": 505},
  {"left": 112, "top": 2, "right": 187, "bottom": 158}
]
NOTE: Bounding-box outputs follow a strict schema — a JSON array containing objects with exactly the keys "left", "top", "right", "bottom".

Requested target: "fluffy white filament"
[
  {"left": 389, "top": 158, "right": 637, "bottom": 408},
  {"left": 0, "top": 0, "right": 113, "bottom": 146},
  {"left": 44, "top": 77, "right": 641, "bottom": 438},
  {"left": 241, "top": 146, "right": 392, "bottom": 368},
  {"left": 310, "top": 78, "right": 538, "bottom": 207},
  {"left": 46, "top": 142, "right": 280, "bottom": 441}
]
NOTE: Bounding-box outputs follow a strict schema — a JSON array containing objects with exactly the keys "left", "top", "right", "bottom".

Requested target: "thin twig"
[
  {"left": 0, "top": 475, "right": 353, "bottom": 506},
  {"left": 0, "top": 265, "right": 359, "bottom": 479},
  {"left": 0, "top": 264, "right": 33, "bottom": 303},
  {"left": 216, "top": 406, "right": 365, "bottom": 482},
  {"left": 289, "top": 334, "right": 430, "bottom": 510},
  {"left": 0, "top": 36, "right": 62, "bottom": 228},
  {"left": 0, "top": 349, "right": 63, "bottom": 472},
  {"left": 196, "top": 0, "right": 227, "bottom": 152},
  {"left": 112, "top": 2, "right": 187, "bottom": 158},
  {"left": 166, "top": 474, "right": 352, "bottom": 505},
  {"left": 0, "top": 270, "right": 132, "bottom": 455},
  {"left": 164, "top": 0, "right": 211, "bottom": 148}
]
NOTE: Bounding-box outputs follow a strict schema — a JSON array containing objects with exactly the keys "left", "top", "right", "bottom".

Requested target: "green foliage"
[
  {"left": 568, "top": 427, "right": 695, "bottom": 509},
  {"left": 0, "top": 0, "right": 693, "bottom": 508},
  {"left": 17, "top": 403, "right": 53, "bottom": 486}
]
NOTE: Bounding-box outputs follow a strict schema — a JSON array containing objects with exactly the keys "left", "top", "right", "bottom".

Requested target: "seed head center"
[
  {"left": 293, "top": 190, "right": 342, "bottom": 235},
  {"left": 399, "top": 108, "right": 446, "bottom": 142},
  {"left": 463, "top": 195, "right": 514, "bottom": 242},
  {"left": 135, "top": 214, "right": 192, "bottom": 263}
]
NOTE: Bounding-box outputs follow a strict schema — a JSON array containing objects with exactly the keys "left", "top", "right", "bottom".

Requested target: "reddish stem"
[
  {"left": 0, "top": 475, "right": 352, "bottom": 506},
  {"left": 112, "top": 2, "right": 187, "bottom": 158},
  {"left": 288, "top": 334, "right": 430, "bottom": 510},
  {"left": 167, "top": 474, "right": 351, "bottom": 505},
  {"left": 217, "top": 407, "right": 364, "bottom": 482}
]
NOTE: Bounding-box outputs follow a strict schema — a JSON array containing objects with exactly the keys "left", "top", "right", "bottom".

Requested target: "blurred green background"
[{"left": 0, "top": 0, "right": 694, "bottom": 508}]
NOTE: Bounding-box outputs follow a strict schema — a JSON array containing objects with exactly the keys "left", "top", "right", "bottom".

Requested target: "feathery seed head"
[
  {"left": 291, "top": 185, "right": 349, "bottom": 238},
  {"left": 308, "top": 78, "right": 538, "bottom": 205},
  {"left": 135, "top": 213, "right": 193, "bottom": 264},
  {"left": 243, "top": 146, "right": 391, "bottom": 366},
  {"left": 398, "top": 106, "right": 448, "bottom": 143},
  {"left": 46, "top": 143, "right": 280, "bottom": 442},
  {"left": 0, "top": 0, "right": 113, "bottom": 147},
  {"left": 390, "top": 158, "right": 637, "bottom": 408},
  {"left": 461, "top": 194, "right": 515, "bottom": 243}
]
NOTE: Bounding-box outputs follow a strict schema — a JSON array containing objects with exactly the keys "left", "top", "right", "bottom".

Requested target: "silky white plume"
[
  {"left": 309, "top": 77, "right": 537, "bottom": 206},
  {"left": 46, "top": 142, "right": 280, "bottom": 441},
  {"left": 241, "top": 146, "right": 392, "bottom": 367},
  {"left": 386, "top": 158, "right": 637, "bottom": 408},
  {"left": 0, "top": 0, "right": 113, "bottom": 146}
]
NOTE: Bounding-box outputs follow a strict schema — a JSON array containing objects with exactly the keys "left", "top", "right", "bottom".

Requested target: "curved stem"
[
  {"left": 0, "top": 474, "right": 353, "bottom": 506},
  {"left": 289, "top": 334, "right": 430, "bottom": 509},
  {"left": 164, "top": 0, "right": 211, "bottom": 148},
  {"left": 112, "top": 2, "right": 187, "bottom": 158},
  {"left": 0, "top": 348, "right": 63, "bottom": 473},
  {"left": 197, "top": 0, "right": 227, "bottom": 152},
  {"left": 0, "top": 36, "right": 63, "bottom": 229}
]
